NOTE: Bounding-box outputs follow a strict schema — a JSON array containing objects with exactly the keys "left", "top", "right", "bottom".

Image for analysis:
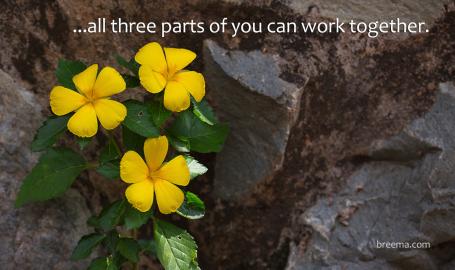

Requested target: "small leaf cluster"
[{"left": 15, "top": 55, "right": 228, "bottom": 270}]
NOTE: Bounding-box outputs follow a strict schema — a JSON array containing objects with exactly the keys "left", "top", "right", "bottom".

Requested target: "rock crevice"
[{"left": 294, "top": 83, "right": 455, "bottom": 270}]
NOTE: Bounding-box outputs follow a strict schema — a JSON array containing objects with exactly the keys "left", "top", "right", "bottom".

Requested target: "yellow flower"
[
  {"left": 120, "top": 136, "right": 190, "bottom": 213},
  {"left": 50, "top": 64, "right": 127, "bottom": 137},
  {"left": 135, "top": 42, "right": 205, "bottom": 112}
]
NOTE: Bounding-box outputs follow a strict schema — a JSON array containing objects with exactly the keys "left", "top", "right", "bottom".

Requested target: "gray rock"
[
  {"left": 288, "top": 0, "right": 448, "bottom": 24},
  {"left": 203, "top": 39, "right": 304, "bottom": 199},
  {"left": 0, "top": 70, "right": 92, "bottom": 270},
  {"left": 442, "top": 259, "right": 455, "bottom": 270},
  {"left": 292, "top": 82, "right": 455, "bottom": 269},
  {"left": 226, "top": 0, "right": 448, "bottom": 25}
]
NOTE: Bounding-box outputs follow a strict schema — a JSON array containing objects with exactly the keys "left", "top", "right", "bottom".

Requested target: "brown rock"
[{"left": 204, "top": 39, "right": 304, "bottom": 200}]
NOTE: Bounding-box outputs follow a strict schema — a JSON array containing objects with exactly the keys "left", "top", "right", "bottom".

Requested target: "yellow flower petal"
[
  {"left": 173, "top": 70, "right": 205, "bottom": 102},
  {"left": 120, "top": 151, "right": 149, "bottom": 184},
  {"left": 93, "top": 99, "right": 127, "bottom": 130},
  {"left": 154, "top": 179, "right": 184, "bottom": 214},
  {"left": 135, "top": 42, "right": 167, "bottom": 74},
  {"left": 154, "top": 155, "right": 190, "bottom": 186},
  {"left": 92, "top": 67, "right": 126, "bottom": 99},
  {"left": 138, "top": 65, "right": 167, "bottom": 93},
  {"left": 67, "top": 103, "right": 98, "bottom": 137},
  {"left": 164, "top": 47, "right": 196, "bottom": 76},
  {"left": 163, "top": 81, "right": 190, "bottom": 112},
  {"left": 49, "top": 86, "right": 88, "bottom": 116},
  {"left": 125, "top": 180, "right": 154, "bottom": 212},
  {"left": 73, "top": 64, "right": 98, "bottom": 98},
  {"left": 144, "top": 136, "right": 168, "bottom": 172}
]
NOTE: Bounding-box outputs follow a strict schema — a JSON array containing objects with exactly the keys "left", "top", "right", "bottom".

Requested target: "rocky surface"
[
  {"left": 0, "top": 70, "right": 92, "bottom": 269},
  {"left": 226, "top": 0, "right": 449, "bottom": 24},
  {"left": 0, "top": 0, "right": 454, "bottom": 269},
  {"left": 288, "top": 0, "right": 449, "bottom": 24},
  {"left": 193, "top": 4, "right": 455, "bottom": 270},
  {"left": 204, "top": 39, "right": 304, "bottom": 199},
  {"left": 291, "top": 83, "right": 455, "bottom": 270}
]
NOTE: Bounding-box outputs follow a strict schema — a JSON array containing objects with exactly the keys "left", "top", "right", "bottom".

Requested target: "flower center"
[
  {"left": 165, "top": 71, "right": 175, "bottom": 81},
  {"left": 165, "top": 64, "right": 179, "bottom": 81},
  {"left": 148, "top": 171, "right": 160, "bottom": 183},
  {"left": 83, "top": 89, "right": 100, "bottom": 104}
]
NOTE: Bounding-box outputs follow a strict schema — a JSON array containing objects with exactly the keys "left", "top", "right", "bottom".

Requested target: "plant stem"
[{"left": 85, "top": 161, "right": 99, "bottom": 170}]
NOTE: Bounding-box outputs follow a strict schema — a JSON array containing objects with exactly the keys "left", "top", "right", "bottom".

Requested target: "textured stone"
[
  {"left": 288, "top": 0, "right": 449, "bottom": 24},
  {"left": 204, "top": 39, "right": 304, "bottom": 199},
  {"left": 227, "top": 0, "right": 448, "bottom": 25},
  {"left": 292, "top": 83, "right": 455, "bottom": 269},
  {"left": 0, "top": 70, "right": 92, "bottom": 270},
  {"left": 0, "top": 1, "right": 454, "bottom": 269}
]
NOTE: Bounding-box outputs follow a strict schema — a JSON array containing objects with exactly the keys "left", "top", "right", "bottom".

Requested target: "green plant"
[{"left": 15, "top": 42, "right": 228, "bottom": 270}]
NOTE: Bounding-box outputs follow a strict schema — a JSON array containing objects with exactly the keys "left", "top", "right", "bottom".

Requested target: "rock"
[
  {"left": 291, "top": 83, "right": 455, "bottom": 269},
  {"left": 203, "top": 39, "right": 304, "bottom": 199},
  {"left": 1, "top": 1, "right": 454, "bottom": 269},
  {"left": 227, "top": 0, "right": 448, "bottom": 25},
  {"left": 0, "top": 70, "right": 92, "bottom": 270},
  {"left": 288, "top": 0, "right": 448, "bottom": 24}
]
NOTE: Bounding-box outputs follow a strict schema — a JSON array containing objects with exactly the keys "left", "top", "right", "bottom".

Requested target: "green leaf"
[
  {"left": 176, "top": 192, "right": 205, "bottom": 220},
  {"left": 122, "top": 126, "right": 146, "bottom": 156},
  {"left": 189, "top": 260, "right": 201, "bottom": 270},
  {"left": 104, "top": 231, "right": 120, "bottom": 254},
  {"left": 117, "top": 238, "right": 141, "bottom": 263},
  {"left": 55, "top": 59, "right": 86, "bottom": 90},
  {"left": 122, "top": 74, "right": 140, "bottom": 88},
  {"left": 115, "top": 55, "right": 129, "bottom": 68},
  {"left": 96, "top": 161, "right": 120, "bottom": 179},
  {"left": 93, "top": 200, "right": 127, "bottom": 231},
  {"left": 100, "top": 138, "right": 121, "bottom": 164},
  {"left": 168, "top": 111, "right": 229, "bottom": 153},
  {"left": 153, "top": 219, "right": 198, "bottom": 270},
  {"left": 184, "top": 156, "right": 208, "bottom": 180},
  {"left": 168, "top": 136, "right": 190, "bottom": 153},
  {"left": 71, "top": 233, "right": 106, "bottom": 260},
  {"left": 123, "top": 100, "right": 160, "bottom": 138},
  {"left": 31, "top": 115, "right": 70, "bottom": 152},
  {"left": 115, "top": 55, "right": 140, "bottom": 75},
  {"left": 97, "top": 137, "right": 121, "bottom": 179},
  {"left": 15, "top": 148, "right": 86, "bottom": 207},
  {"left": 88, "top": 257, "right": 118, "bottom": 270},
  {"left": 77, "top": 137, "right": 92, "bottom": 150},
  {"left": 149, "top": 99, "right": 172, "bottom": 127},
  {"left": 87, "top": 216, "right": 99, "bottom": 227},
  {"left": 138, "top": 239, "right": 157, "bottom": 256},
  {"left": 88, "top": 257, "right": 108, "bottom": 270},
  {"left": 192, "top": 99, "right": 217, "bottom": 125},
  {"left": 107, "top": 262, "right": 118, "bottom": 270},
  {"left": 124, "top": 204, "right": 152, "bottom": 230}
]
